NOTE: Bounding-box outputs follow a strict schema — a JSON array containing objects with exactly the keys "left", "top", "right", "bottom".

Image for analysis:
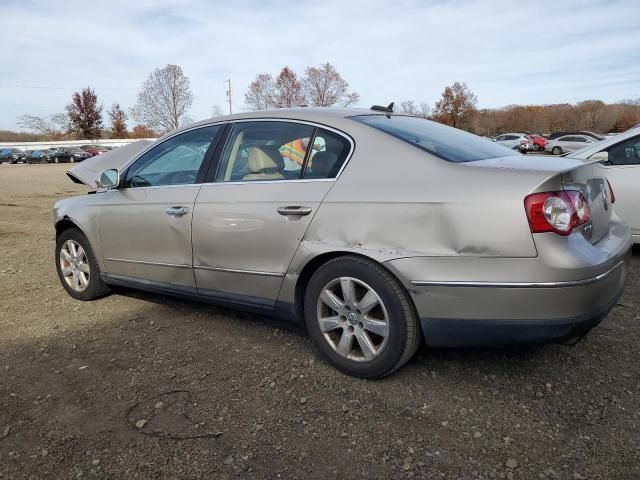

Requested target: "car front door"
[
  {"left": 97, "top": 124, "right": 224, "bottom": 288},
  {"left": 191, "top": 120, "right": 353, "bottom": 306},
  {"left": 595, "top": 134, "right": 640, "bottom": 236}
]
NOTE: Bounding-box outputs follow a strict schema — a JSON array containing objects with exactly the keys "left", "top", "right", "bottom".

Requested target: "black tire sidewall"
[
  {"left": 55, "top": 228, "right": 108, "bottom": 301},
  {"left": 304, "top": 257, "right": 413, "bottom": 379}
]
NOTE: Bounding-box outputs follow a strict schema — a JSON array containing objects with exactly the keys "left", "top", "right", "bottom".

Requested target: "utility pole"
[{"left": 225, "top": 79, "right": 232, "bottom": 115}]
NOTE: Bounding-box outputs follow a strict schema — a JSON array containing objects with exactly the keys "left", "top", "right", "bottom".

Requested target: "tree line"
[{"left": 5, "top": 62, "right": 639, "bottom": 143}]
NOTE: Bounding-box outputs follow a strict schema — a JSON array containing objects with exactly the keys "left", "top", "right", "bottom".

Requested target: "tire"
[
  {"left": 552, "top": 146, "right": 562, "bottom": 155},
  {"left": 533, "top": 144, "right": 540, "bottom": 151},
  {"left": 304, "top": 256, "right": 420, "bottom": 379},
  {"left": 55, "top": 227, "right": 110, "bottom": 301},
  {"left": 54, "top": 157, "right": 59, "bottom": 163},
  {"left": 40, "top": 157, "right": 47, "bottom": 164}
]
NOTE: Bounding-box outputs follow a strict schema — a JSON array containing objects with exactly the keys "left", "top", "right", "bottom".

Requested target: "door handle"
[
  {"left": 277, "top": 206, "right": 312, "bottom": 217},
  {"left": 165, "top": 206, "right": 190, "bottom": 216}
]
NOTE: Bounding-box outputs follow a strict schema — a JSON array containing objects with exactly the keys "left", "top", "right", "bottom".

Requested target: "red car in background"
[{"left": 525, "top": 134, "right": 547, "bottom": 152}]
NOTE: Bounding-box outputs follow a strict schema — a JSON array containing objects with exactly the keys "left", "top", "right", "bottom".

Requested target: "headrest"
[{"left": 247, "top": 147, "right": 282, "bottom": 173}]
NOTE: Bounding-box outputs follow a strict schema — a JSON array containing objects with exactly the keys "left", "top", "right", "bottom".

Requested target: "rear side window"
[
  {"left": 350, "top": 115, "right": 514, "bottom": 162},
  {"left": 303, "top": 128, "right": 351, "bottom": 179}
]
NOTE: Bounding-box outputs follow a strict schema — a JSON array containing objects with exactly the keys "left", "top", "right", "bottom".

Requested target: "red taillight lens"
[
  {"left": 606, "top": 179, "right": 615, "bottom": 204},
  {"left": 524, "top": 191, "right": 591, "bottom": 236}
]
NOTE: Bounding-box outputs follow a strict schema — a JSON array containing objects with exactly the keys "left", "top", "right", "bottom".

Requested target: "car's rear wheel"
[
  {"left": 55, "top": 228, "right": 110, "bottom": 301},
  {"left": 552, "top": 146, "right": 562, "bottom": 155},
  {"left": 54, "top": 157, "right": 59, "bottom": 163},
  {"left": 304, "top": 256, "right": 420, "bottom": 379},
  {"left": 533, "top": 144, "right": 540, "bottom": 151}
]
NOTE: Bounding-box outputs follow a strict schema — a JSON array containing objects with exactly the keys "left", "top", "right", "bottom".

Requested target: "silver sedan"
[{"left": 54, "top": 108, "right": 631, "bottom": 378}]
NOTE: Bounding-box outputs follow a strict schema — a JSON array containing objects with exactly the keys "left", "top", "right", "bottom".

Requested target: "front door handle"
[
  {"left": 277, "top": 206, "right": 312, "bottom": 217},
  {"left": 165, "top": 206, "right": 190, "bottom": 216}
]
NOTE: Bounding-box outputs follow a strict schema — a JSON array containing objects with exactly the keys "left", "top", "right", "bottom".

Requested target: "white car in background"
[
  {"left": 545, "top": 134, "right": 596, "bottom": 155},
  {"left": 568, "top": 128, "right": 640, "bottom": 243},
  {"left": 493, "top": 133, "right": 530, "bottom": 152}
]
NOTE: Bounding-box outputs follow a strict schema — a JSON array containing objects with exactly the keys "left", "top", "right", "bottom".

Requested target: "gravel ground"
[{"left": 1, "top": 164, "right": 639, "bottom": 480}]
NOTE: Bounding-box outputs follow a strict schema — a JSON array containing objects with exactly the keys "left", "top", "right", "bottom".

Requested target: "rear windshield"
[{"left": 350, "top": 115, "right": 515, "bottom": 162}]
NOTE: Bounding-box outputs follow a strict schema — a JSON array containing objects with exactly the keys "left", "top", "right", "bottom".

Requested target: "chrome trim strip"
[
  {"left": 194, "top": 265, "right": 284, "bottom": 277},
  {"left": 104, "top": 258, "right": 192, "bottom": 269},
  {"left": 411, "top": 261, "right": 624, "bottom": 288}
]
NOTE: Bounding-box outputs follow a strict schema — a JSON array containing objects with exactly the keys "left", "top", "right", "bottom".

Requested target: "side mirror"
[
  {"left": 97, "top": 169, "right": 119, "bottom": 189},
  {"left": 589, "top": 151, "right": 609, "bottom": 163}
]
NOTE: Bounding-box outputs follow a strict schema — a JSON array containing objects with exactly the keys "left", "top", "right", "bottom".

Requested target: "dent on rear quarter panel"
[{"left": 303, "top": 135, "right": 539, "bottom": 260}]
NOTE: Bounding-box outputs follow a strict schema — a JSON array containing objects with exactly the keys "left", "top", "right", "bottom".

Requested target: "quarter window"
[
  {"left": 303, "top": 129, "right": 351, "bottom": 179},
  {"left": 124, "top": 125, "right": 221, "bottom": 188}
]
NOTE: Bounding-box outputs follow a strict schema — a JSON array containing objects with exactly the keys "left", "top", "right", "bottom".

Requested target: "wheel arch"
[{"left": 292, "top": 250, "right": 418, "bottom": 326}]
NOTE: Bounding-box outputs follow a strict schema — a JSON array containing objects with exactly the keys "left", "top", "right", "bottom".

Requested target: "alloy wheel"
[
  {"left": 59, "top": 239, "right": 90, "bottom": 292},
  {"left": 316, "top": 277, "right": 389, "bottom": 362}
]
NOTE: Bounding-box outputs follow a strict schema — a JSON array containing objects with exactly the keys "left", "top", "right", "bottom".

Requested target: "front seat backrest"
[{"left": 242, "top": 147, "right": 284, "bottom": 181}]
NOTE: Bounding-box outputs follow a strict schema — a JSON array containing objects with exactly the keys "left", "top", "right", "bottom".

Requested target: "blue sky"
[{"left": 0, "top": 0, "right": 638, "bottom": 130}]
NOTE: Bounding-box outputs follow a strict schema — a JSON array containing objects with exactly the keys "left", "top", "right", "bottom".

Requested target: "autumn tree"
[
  {"left": 131, "top": 64, "right": 193, "bottom": 133},
  {"left": 130, "top": 125, "right": 157, "bottom": 138},
  {"left": 274, "top": 67, "right": 306, "bottom": 108},
  {"left": 17, "top": 113, "right": 71, "bottom": 140},
  {"left": 432, "top": 82, "right": 477, "bottom": 129},
  {"left": 244, "top": 73, "right": 276, "bottom": 110},
  {"left": 301, "top": 62, "right": 359, "bottom": 107},
  {"left": 66, "top": 87, "right": 103, "bottom": 139},
  {"left": 108, "top": 103, "right": 128, "bottom": 138}
]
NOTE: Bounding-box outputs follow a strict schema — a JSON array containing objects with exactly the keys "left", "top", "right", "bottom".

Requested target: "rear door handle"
[
  {"left": 165, "top": 206, "right": 190, "bottom": 216},
  {"left": 277, "top": 206, "right": 312, "bottom": 216}
]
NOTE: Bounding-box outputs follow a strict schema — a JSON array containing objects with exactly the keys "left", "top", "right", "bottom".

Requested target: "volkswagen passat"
[{"left": 54, "top": 107, "right": 631, "bottom": 378}]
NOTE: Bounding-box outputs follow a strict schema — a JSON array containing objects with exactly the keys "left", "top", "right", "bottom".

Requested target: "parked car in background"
[
  {"left": 545, "top": 134, "right": 597, "bottom": 155},
  {"left": 53, "top": 108, "right": 631, "bottom": 378},
  {"left": 26, "top": 149, "right": 55, "bottom": 164},
  {"left": 52, "top": 147, "right": 91, "bottom": 163},
  {"left": 493, "top": 133, "right": 530, "bottom": 152},
  {"left": 547, "top": 131, "right": 605, "bottom": 141},
  {"left": 86, "top": 145, "right": 110, "bottom": 156},
  {"left": 0, "top": 148, "right": 27, "bottom": 164},
  {"left": 525, "top": 134, "right": 547, "bottom": 152},
  {"left": 568, "top": 127, "right": 640, "bottom": 243}
]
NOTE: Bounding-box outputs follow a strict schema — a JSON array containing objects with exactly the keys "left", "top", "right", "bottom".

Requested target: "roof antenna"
[{"left": 370, "top": 102, "right": 394, "bottom": 118}]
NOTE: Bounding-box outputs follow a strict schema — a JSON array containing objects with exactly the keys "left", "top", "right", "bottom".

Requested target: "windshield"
[{"left": 350, "top": 115, "right": 515, "bottom": 162}]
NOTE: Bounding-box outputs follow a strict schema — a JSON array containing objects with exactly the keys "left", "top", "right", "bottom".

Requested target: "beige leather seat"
[{"left": 242, "top": 147, "right": 284, "bottom": 181}]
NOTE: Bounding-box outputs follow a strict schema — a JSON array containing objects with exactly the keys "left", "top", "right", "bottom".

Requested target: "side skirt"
[{"left": 101, "top": 273, "right": 298, "bottom": 321}]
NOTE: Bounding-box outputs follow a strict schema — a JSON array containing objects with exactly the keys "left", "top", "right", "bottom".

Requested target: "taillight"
[
  {"left": 606, "top": 179, "right": 615, "bottom": 204},
  {"left": 524, "top": 191, "right": 591, "bottom": 236}
]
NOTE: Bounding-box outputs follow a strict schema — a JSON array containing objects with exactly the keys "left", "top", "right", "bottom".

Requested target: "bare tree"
[
  {"left": 301, "top": 62, "right": 359, "bottom": 107},
  {"left": 432, "top": 82, "right": 477, "bottom": 129},
  {"left": 211, "top": 105, "right": 224, "bottom": 117},
  {"left": 419, "top": 102, "right": 430, "bottom": 118},
  {"left": 131, "top": 64, "right": 193, "bottom": 133},
  {"left": 244, "top": 73, "right": 276, "bottom": 110},
  {"left": 66, "top": 87, "right": 103, "bottom": 139},
  {"left": 400, "top": 100, "right": 419, "bottom": 115},
  {"left": 108, "top": 103, "right": 128, "bottom": 138},
  {"left": 274, "top": 67, "right": 306, "bottom": 108}
]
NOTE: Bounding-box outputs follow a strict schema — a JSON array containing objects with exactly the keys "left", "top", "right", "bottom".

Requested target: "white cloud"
[{"left": 0, "top": 0, "right": 638, "bottom": 130}]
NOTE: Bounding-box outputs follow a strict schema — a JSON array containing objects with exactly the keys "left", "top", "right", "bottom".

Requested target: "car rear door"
[
  {"left": 595, "top": 133, "right": 640, "bottom": 236},
  {"left": 97, "top": 124, "right": 224, "bottom": 288},
  {"left": 191, "top": 120, "right": 353, "bottom": 306}
]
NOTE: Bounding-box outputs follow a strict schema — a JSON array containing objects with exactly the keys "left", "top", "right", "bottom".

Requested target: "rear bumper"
[{"left": 384, "top": 225, "right": 632, "bottom": 348}]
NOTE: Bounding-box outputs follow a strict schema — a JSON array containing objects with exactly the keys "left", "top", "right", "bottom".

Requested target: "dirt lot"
[{"left": 0, "top": 164, "right": 639, "bottom": 480}]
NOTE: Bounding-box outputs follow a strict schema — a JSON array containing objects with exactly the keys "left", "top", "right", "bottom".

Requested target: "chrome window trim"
[
  {"left": 111, "top": 118, "right": 355, "bottom": 190},
  {"left": 411, "top": 261, "right": 624, "bottom": 288}
]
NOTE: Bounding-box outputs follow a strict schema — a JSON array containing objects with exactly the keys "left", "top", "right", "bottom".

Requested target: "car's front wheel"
[
  {"left": 55, "top": 228, "right": 110, "bottom": 301},
  {"left": 552, "top": 146, "right": 562, "bottom": 155},
  {"left": 304, "top": 256, "right": 420, "bottom": 379}
]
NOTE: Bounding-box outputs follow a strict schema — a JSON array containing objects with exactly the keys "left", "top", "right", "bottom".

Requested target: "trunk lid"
[
  {"left": 561, "top": 162, "right": 612, "bottom": 244},
  {"left": 66, "top": 140, "right": 152, "bottom": 187}
]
